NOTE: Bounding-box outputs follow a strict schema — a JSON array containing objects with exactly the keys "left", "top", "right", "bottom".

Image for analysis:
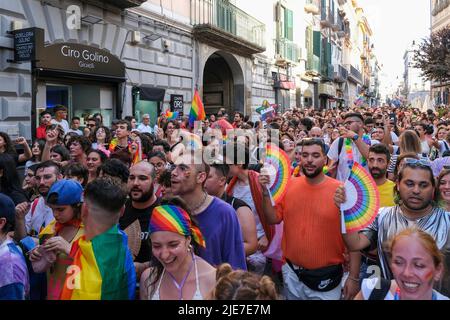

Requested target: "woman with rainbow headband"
[
  {"left": 139, "top": 197, "right": 216, "bottom": 300},
  {"left": 355, "top": 228, "right": 449, "bottom": 300}
]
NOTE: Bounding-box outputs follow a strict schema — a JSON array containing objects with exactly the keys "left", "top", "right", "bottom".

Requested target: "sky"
[{"left": 358, "top": 0, "right": 431, "bottom": 96}]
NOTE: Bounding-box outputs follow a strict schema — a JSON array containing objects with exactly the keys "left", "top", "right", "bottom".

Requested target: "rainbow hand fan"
[
  {"left": 264, "top": 143, "right": 291, "bottom": 204},
  {"left": 340, "top": 162, "right": 380, "bottom": 233}
]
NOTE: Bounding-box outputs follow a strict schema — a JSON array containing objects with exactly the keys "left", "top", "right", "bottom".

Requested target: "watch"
[{"left": 352, "top": 134, "right": 359, "bottom": 141}]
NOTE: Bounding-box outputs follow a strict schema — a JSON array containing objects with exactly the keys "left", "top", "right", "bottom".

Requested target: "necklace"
[
  {"left": 191, "top": 191, "right": 208, "bottom": 213},
  {"left": 166, "top": 254, "right": 195, "bottom": 300},
  {"left": 344, "top": 134, "right": 371, "bottom": 169}
]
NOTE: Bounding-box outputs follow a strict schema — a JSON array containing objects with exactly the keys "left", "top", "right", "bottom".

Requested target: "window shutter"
[
  {"left": 284, "top": 8, "right": 293, "bottom": 41},
  {"left": 313, "top": 30, "right": 321, "bottom": 57}
]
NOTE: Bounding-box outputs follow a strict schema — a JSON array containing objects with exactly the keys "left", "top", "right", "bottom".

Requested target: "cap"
[
  {"left": 0, "top": 193, "right": 15, "bottom": 226},
  {"left": 46, "top": 179, "right": 83, "bottom": 205}
]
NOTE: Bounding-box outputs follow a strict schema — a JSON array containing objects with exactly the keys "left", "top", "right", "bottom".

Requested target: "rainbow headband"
[{"left": 149, "top": 205, "right": 206, "bottom": 248}]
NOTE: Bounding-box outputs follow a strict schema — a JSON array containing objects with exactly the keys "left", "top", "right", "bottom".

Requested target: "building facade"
[
  {"left": 403, "top": 41, "right": 430, "bottom": 107},
  {"left": 430, "top": 0, "right": 450, "bottom": 106},
  {"left": 0, "top": 0, "right": 379, "bottom": 140}
]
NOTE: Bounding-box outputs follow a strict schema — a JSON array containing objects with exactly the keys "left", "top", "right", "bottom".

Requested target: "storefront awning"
[{"left": 134, "top": 86, "right": 166, "bottom": 101}]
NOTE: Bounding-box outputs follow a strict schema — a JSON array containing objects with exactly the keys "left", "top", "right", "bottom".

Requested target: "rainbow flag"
[
  {"left": 165, "top": 110, "right": 179, "bottom": 120},
  {"left": 189, "top": 89, "right": 206, "bottom": 127},
  {"left": 60, "top": 225, "right": 136, "bottom": 300}
]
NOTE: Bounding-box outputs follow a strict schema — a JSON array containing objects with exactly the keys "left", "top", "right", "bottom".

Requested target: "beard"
[
  {"left": 402, "top": 198, "right": 432, "bottom": 211},
  {"left": 130, "top": 184, "right": 154, "bottom": 203},
  {"left": 301, "top": 165, "right": 323, "bottom": 179},
  {"left": 369, "top": 168, "right": 387, "bottom": 179},
  {"left": 38, "top": 186, "right": 50, "bottom": 197}
]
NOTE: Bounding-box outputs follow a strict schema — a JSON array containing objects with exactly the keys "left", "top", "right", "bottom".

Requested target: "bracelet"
[{"left": 347, "top": 275, "right": 359, "bottom": 283}]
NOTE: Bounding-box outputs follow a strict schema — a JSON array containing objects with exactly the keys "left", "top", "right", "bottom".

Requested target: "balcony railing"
[
  {"left": 191, "top": 0, "right": 266, "bottom": 55},
  {"left": 304, "top": 0, "right": 320, "bottom": 15},
  {"left": 345, "top": 64, "right": 362, "bottom": 84},
  {"left": 334, "top": 64, "right": 348, "bottom": 83},
  {"left": 321, "top": 63, "right": 334, "bottom": 80},
  {"left": 275, "top": 38, "right": 300, "bottom": 63},
  {"left": 306, "top": 54, "right": 321, "bottom": 74}
]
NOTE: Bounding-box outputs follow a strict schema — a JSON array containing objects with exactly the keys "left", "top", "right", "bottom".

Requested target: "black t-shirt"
[
  {"left": 119, "top": 197, "right": 161, "bottom": 263},
  {"left": 221, "top": 193, "right": 251, "bottom": 211},
  {"left": 7, "top": 189, "right": 29, "bottom": 205}
]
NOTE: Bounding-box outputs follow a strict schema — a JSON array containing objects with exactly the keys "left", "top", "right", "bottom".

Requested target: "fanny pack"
[{"left": 286, "top": 259, "right": 343, "bottom": 292}]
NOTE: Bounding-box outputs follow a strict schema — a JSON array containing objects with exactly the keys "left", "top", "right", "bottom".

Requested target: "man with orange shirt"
[{"left": 259, "top": 138, "right": 360, "bottom": 300}]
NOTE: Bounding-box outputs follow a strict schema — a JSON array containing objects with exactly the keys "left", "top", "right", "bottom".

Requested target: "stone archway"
[{"left": 200, "top": 50, "right": 245, "bottom": 116}]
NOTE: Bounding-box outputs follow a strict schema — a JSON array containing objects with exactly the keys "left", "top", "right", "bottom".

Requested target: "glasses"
[
  {"left": 375, "top": 123, "right": 384, "bottom": 127},
  {"left": 403, "top": 158, "right": 431, "bottom": 168},
  {"left": 87, "top": 124, "right": 96, "bottom": 128}
]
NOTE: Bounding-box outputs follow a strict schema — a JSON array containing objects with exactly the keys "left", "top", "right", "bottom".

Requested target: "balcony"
[
  {"left": 306, "top": 54, "right": 321, "bottom": 75},
  {"left": 191, "top": 0, "right": 266, "bottom": 56},
  {"left": 321, "top": 63, "right": 334, "bottom": 80},
  {"left": 319, "top": 82, "right": 336, "bottom": 97},
  {"left": 98, "top": 0, "right": 146, "bottom": 9},
  {"left": 304, "top": 0, "right": 320, "bottom": 15},
  {"left": 274, "top": 38, "right": 301, "bottom": 63},
  {"left": 334, "top": 65, "right": 348, "bottom": 83},
  {"left": 346, "top": 64, "right": 363, "bottom": 84}
]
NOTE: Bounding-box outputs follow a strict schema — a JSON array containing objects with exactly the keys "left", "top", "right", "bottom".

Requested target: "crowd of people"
[{"left": 1, "top": 102, "right": 450, "bottom": 301}]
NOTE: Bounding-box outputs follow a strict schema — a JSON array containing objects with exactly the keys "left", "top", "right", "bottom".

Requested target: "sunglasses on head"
[{"left": 403, "top": 158, "right": 431, "bottom": 168}]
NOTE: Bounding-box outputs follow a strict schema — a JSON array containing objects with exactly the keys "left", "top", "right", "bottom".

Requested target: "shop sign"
[
  {"left": 35, "top": 43, "right": 125, "bottom": 79},
  {"left": 12, "top": 27, "right": 44, "bottom": 62},
  {"left": 170, "top": 95, "right": 184, "bottom": 115}
]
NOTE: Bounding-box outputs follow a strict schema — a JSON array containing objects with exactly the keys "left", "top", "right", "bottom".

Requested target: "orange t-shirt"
[{"left": 276, "top": 176, "right": 345, "bottom": 269}]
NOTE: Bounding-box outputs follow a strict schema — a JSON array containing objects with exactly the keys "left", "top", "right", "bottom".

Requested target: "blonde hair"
[
  {"left": 399, "top": 130, "right": 421, "bottom": 154},
  {"left": 389, "top": 227, "right": 444, "bottom": 268},
  {"left": 213, "top": 263, "right": 278, "bottom": 300}
]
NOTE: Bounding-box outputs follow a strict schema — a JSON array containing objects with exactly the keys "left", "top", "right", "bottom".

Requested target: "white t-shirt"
[
  {"left": 327, "top": 137, "right": 379, "bottom": 182},
  {"left": 421, "top": 139, "right": 431, "bottom": 155},
  {"left": 137, "top": 123, "right": 153, "bottom": 134},
  {"left": 438, "top": 140, "right": 450, "bottom": 156},
  {"left": 390, "top": 131, "right": 399, "bottom": 144},
  {"left": 25, "top": 197, "right": 54, "bottom": 236},
  {"left": 231, "top": 181, "right": 266, "bottom": 239},
  {"left": 51, "top": 119, "right": 70, "bottom": 134}
]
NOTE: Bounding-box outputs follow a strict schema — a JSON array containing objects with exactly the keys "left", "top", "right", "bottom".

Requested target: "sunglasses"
[
  {"left": 403, "top": 158, "right": 431, "bottom": 168},
  {"left": 375, "top": 123, "right": 384, "bottom": 127}
]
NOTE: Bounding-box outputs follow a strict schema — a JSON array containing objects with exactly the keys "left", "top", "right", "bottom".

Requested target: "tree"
[{"left": 413, "top": 26, "right": 450, "bottom": 84}]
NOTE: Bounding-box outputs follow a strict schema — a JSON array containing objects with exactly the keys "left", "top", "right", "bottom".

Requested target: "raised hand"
[{"left": 15, "top": 202, "right": 30, "bottom": 220}]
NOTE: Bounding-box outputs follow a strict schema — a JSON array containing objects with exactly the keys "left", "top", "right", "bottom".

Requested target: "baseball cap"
[
  {"left": 46, "top": 179, "right": 83, "bottom": 205},
  {"left": 0, "top": 193, "right": 16, "bottom": 226}
]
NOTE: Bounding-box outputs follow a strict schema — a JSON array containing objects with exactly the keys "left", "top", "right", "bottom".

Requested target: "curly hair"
[{"left": 213, "top": 263, "right": 278, "bottom": 300}]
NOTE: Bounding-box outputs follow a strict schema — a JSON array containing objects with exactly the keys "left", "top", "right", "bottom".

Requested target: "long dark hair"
[
  {"left": 0, "top": 132, "right": 17, "bottom": 155},
  {"left": 0, "top": 153, "right": 25, "bottom": 195},
  {"left": 145, "top": 197, "right": 201, "bottom": 295}
]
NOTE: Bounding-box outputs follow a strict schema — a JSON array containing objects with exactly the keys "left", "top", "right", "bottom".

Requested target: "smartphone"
[{"left": 389, "top": 113, "right": 397, "bottom": 126}]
